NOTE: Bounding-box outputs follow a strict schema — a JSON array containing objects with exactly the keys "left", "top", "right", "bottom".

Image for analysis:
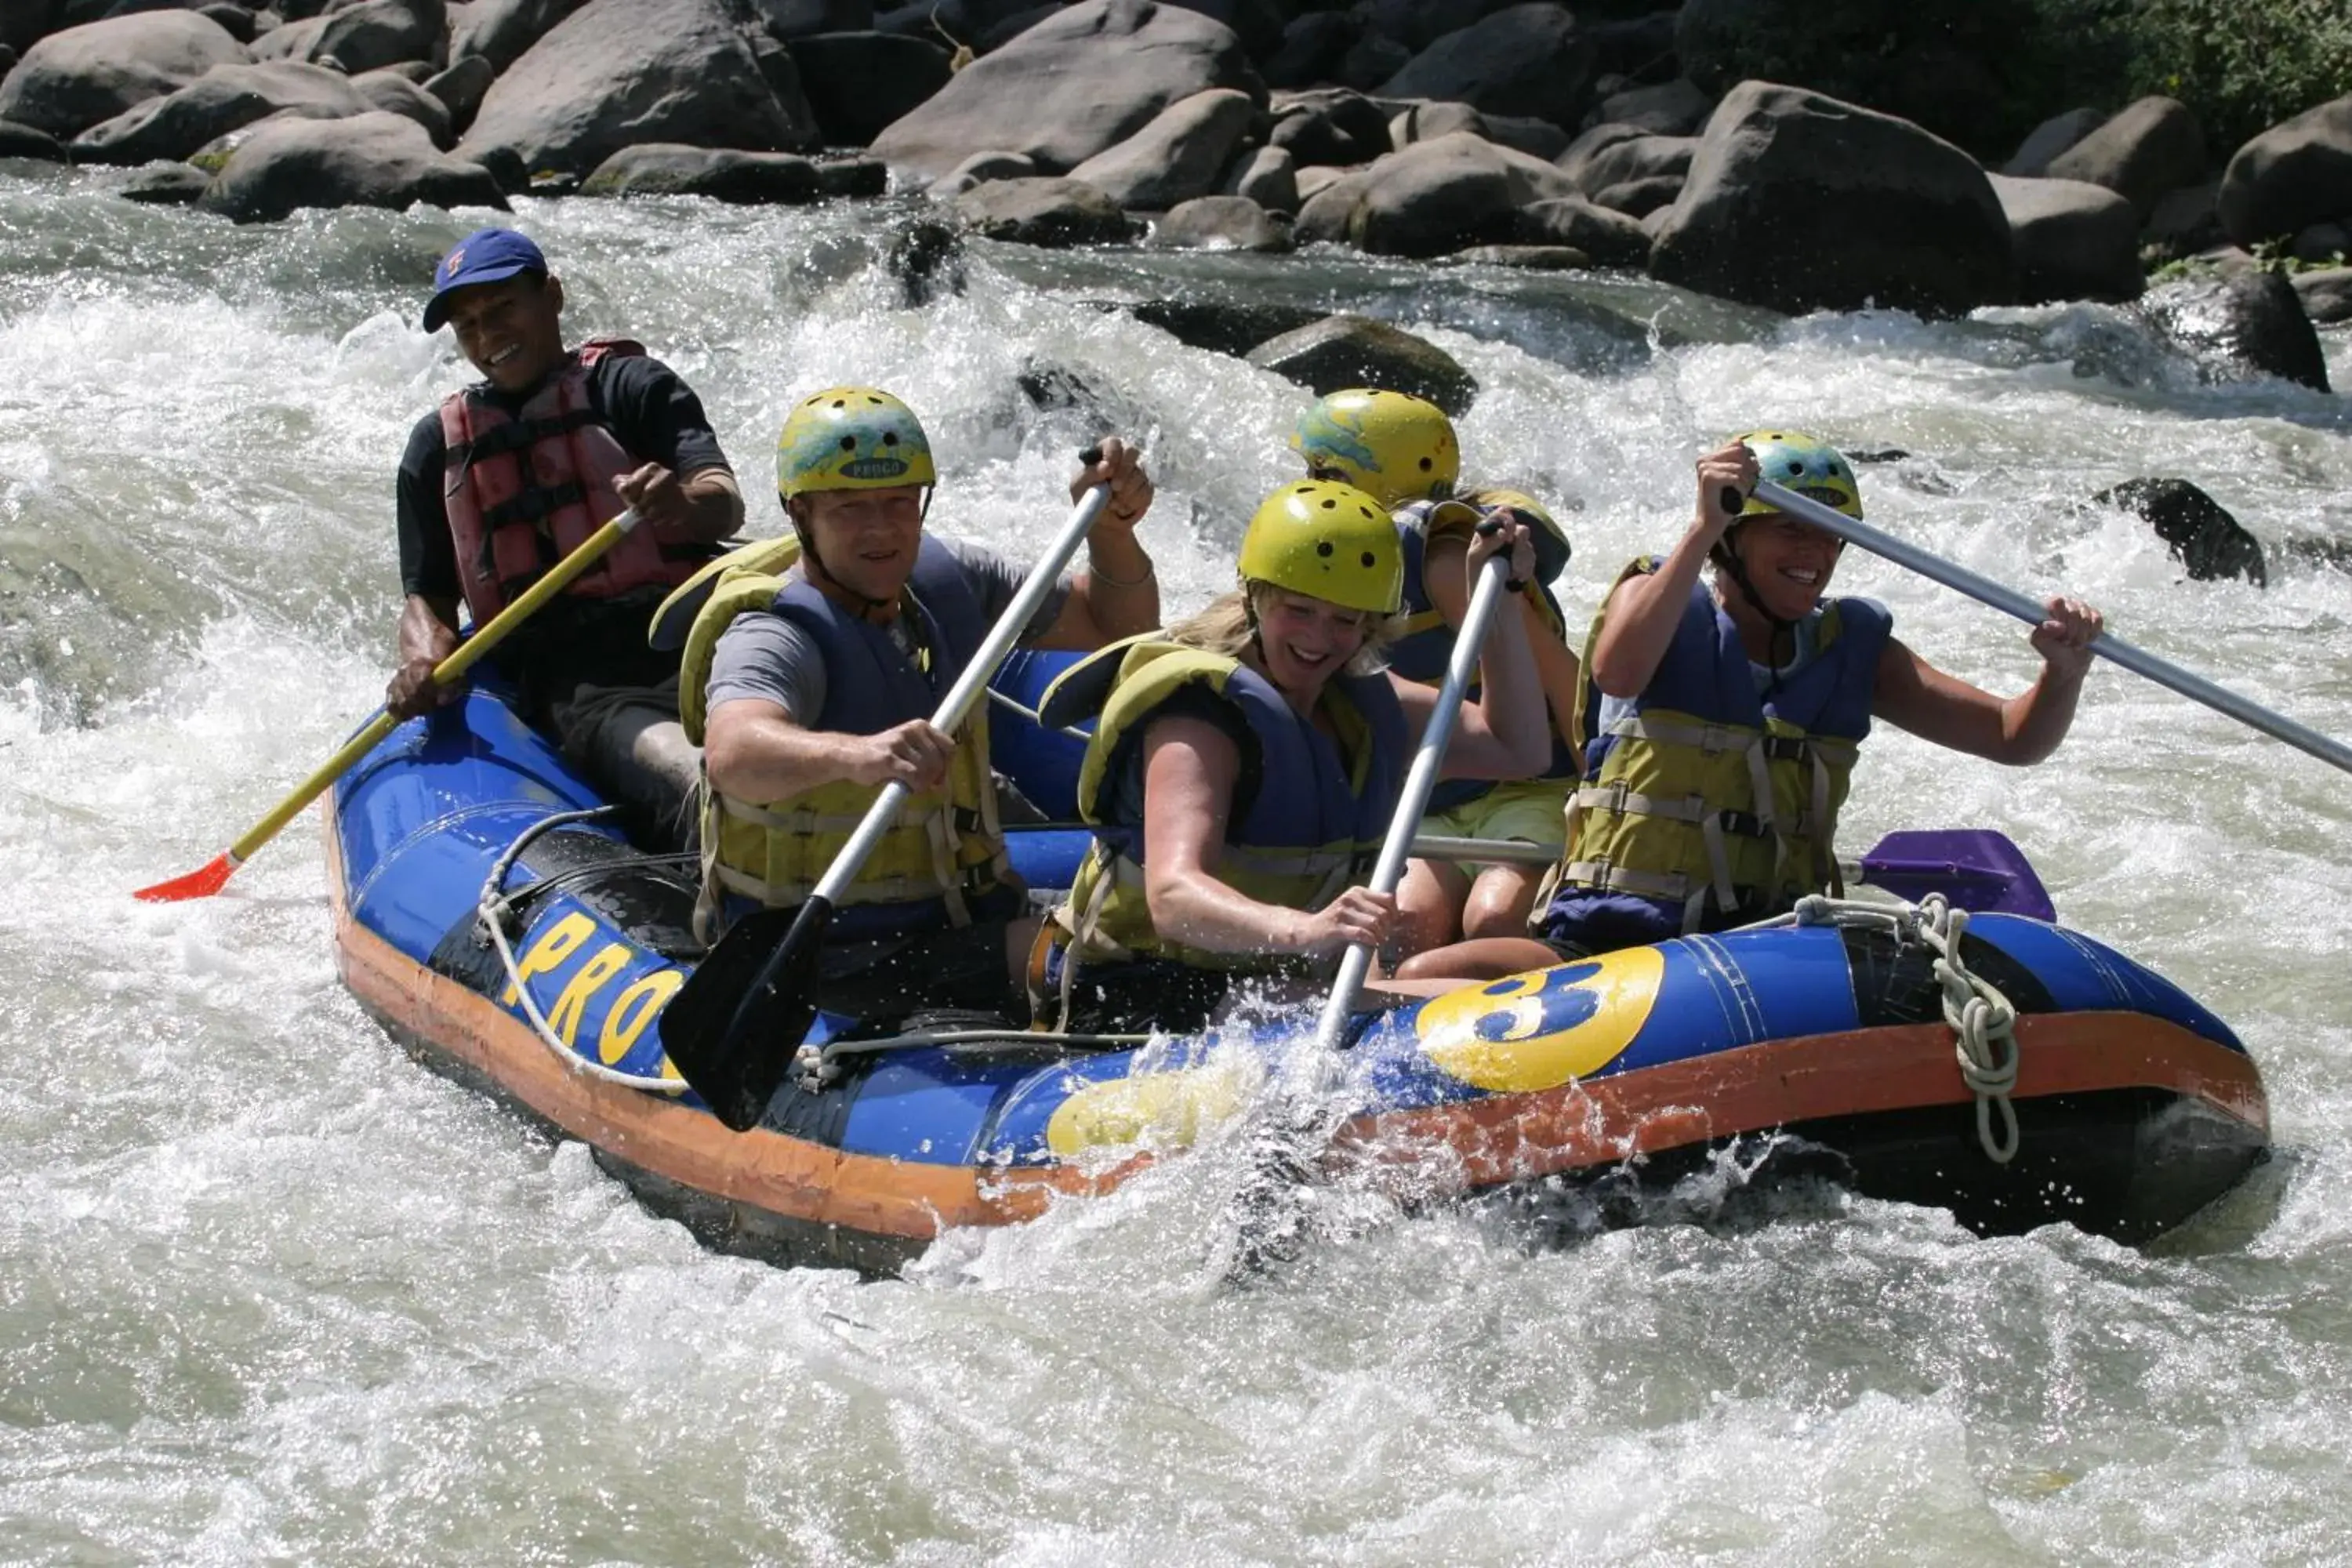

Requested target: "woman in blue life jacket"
[
  {"left": 1399, "top": 431, "right": 2104, "bottom": 982},
  {"left": 1290, "top": 389, "right": 1588, "bottom": 951},
  {"left": 1032, "top": 478, "right": 1553, "bottom": 1034}
]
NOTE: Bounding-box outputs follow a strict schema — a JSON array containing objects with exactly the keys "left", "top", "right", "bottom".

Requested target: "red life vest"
[{"left": 437, "top": 339, "right": 706, "bottom": 624}]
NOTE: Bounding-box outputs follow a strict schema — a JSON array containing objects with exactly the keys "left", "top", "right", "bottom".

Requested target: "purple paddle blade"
[{"left": 1857, "top": 829, "right": 2056, "bottom": 921}]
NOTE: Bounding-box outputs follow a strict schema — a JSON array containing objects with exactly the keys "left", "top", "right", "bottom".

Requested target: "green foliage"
[{"left": 2027, "top": 0, "right": 2352, "bottom": 153}]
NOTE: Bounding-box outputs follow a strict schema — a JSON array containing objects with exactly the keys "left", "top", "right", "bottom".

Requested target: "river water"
[{"left": 3, "top": 163, "right": 2350, "bottom": 1564}]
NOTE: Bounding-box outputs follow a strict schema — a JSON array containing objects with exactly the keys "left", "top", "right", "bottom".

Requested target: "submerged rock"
[
  {"left": 2094, "top": 478, "right": 2267, "bottom": 586},
  {"left": 579, "top": 144, "right": 825, "bottom": 203},
  {"left": 2143, "top": 270, "right": 2331, "bottom": 394},
  {"left": 1245, "top": 313, "right": 1477, "bottom": 416},
  {"left": 952, "top": 176, "right": 1144, "bottom": 246},
  {"left": 1151, "top": 194, "right": 1292, "bottom": 252},
  {"left": 1127, "top": 298, "right": 1323, "bottom": 358}
]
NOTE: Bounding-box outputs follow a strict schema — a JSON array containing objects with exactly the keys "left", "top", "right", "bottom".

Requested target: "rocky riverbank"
[
  {"left": 0, "top": 0, "right": 2341, "bottom": 579},
  {"left": 2, "top": 2, "right": 2347, "bottom": 354}
]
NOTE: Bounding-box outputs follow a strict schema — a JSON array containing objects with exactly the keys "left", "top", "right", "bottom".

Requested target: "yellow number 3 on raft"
[{"left": 1416, "top": 946, "right": 1666, "bottom": 1094}]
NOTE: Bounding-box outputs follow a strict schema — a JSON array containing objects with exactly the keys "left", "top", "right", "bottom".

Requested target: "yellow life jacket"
[
  {"left": 1043, "top": 637, "right": 1407, "bottom": 973},
  {"left": 673, "top": 535, "right": 1008, "bottom": 942},
  {"left": 1545, "top": 556, "right": 1892, "bottom": 941}
]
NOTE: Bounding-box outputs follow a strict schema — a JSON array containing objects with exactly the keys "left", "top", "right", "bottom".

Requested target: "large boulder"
[
  {"left": 2293, "top": 267, "right": 2352, "bottom": 327},
  {"left": 1152, "top": 193, "right": 1291, "bottom": 251},
  {"left": 459, "top": 0, "right": 818, "bottom": 179},
  {"left": 579, "top": 143, "right": 825, "bottom": 202},
  {"left": 0, "top": 120, "right": 67, "bottom": 161},
  {"left": 197, "top": 109, "right": 506, "bottom": 221},
  {"left": 1246, "top": 313, "right": 1478, "bottom": 416},
  {"left": 1570, "top": 132, "right": 1692, "bottom": 197},
  {"left": 0, "top": 9, "right": 246, "bottom": 140},
  {"left": 2093, "top": 479, "right": 2267, "bottom": 586},
  {"left": 309, "top": 0, "right": 443, "bottom": 74},
  {"left": 1261, "top": 10, "right": 1356, "bottom": 91},
  {"left": 1590, "top": 78, "right": 1711, "bottom": 136},
  {"left": 1221, "top": 143, "right": 1297, "bottom": 212},
  {"left": 2217, "top": 93, "right": 2352, "bottom": 249},
  {"left": 1268, "top": 87, "right": 1391, "bottom": 169},
  {"left": 446, "top": 0, "right": 590, "bottom": 74},
  {"left": 789, "top": 32, "right": 950, "bottom": 148},
  {"left": 2143, "top": 270, "right": 2331, "bottom": 394},
  {"left": 1376, "top": 4, "right": 1595, "bottom": 129},
  {"left": 2143, "top": 180, "right": 2223, "bottom": 264},
  {"left": 1990, "top": 175, "right": 2143, "bottom": 304},
  {"left": 1514, "top": 194, "right": 1650, "bottom": 266},
  {"left": 2002, "top": 106, "right": 2103, "bottom": 178},
  {"left": 749, "top": 0, "right": 873, "bottom": 38},
  {"left": 1305, "top": 129, "right": 1577, "bottom": 258},
  {"left": 1068, "top": 86, "right": 1257, "bottom": 210},
  {"left": 1649, "top": 81, "right": 2016, "bottom": 317},
  {"left": 2042, "top": 97, "right": 2206, "bottom": 222},
  {"left": 422, "top": 52, "right": 495, "bottom": 135},
  {"left": 1675, "top": 0, "right": 2027, "bottom": 158},
  {"left": 951, "top": 176, "right": 1145, "bottom": 245},
  {"left": 69, "top": 60, "right": 369, "bottom": 165},
  {"left": 352, "top": 67, "right": 453, "bottom": 144},
  {"left": 869, "top": 0, "right": 1259, "bottom": 184}
]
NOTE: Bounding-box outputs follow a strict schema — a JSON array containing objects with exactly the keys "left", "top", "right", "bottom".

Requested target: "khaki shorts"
[{"left": 1419, "top": 777, "right": 1570, "bottom": 880}]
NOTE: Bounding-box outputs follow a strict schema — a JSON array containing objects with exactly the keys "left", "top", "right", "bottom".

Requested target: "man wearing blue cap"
[{"left": 387, "top": 227, "right": 744, "bottom": 844}]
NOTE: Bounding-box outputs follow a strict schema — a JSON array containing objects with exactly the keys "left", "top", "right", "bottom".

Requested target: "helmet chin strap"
[{"left": 1715, "top": 528, "right": 1798, "bottom": 699}]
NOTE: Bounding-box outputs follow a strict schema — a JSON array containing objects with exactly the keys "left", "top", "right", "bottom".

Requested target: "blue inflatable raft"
[{"left": 326, "top": 665, "right": 2270, "bottom": 1272}]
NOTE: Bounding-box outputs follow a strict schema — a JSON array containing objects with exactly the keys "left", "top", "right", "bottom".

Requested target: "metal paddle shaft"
[
  {"left": 1305, "top": 550, "right": 1519, "bottom": 1062},
  {"left": 134, "top": 508, "right": 643, "bottom": 902},
  {"left": 1222, "top": 549, "right": 1520, "bottom": 1279},
  {"left": 665, "top": 478, "right": 1116, "bottom": 1131},
  {"left": 1751, "top": 479, "right": 2352, "bottom": 779}
]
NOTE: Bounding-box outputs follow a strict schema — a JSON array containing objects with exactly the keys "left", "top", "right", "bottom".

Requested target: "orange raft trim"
[
  {"left": 1347, "top": 1011, "right": 2270, "bottom": 1193},
  {"left": 325, "top": 825, "right": 1132, "bottom": 1244}
]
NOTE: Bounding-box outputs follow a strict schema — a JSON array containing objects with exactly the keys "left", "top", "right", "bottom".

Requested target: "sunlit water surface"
[{"left": 2, "top": 163, "right": 2349, "bottom": 1564}]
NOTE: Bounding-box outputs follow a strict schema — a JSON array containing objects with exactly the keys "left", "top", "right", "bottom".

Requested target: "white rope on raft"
[
  {"left": 1751, "top": 891, "right": 2024, "bottom": 1164},
  {"left": 477, "top": 807, "right": 693, "bottom": 1095}
]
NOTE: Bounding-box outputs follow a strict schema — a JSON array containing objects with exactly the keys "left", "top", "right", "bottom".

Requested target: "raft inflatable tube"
[{"left": 328, "top": 686, "right": 2270, "bottom": 1272}]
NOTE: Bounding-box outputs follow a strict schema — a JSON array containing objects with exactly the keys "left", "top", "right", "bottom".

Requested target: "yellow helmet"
[
  {"left": 776, "top": 386, "right": 937, "bottom": 500},
  {"left": 1290, "top": 388, "right": 1459, "bottom": 510},
  {"left": 1238, "top": 480, "right": 1403, "bottom": 615},
  {"left": 1731, "top": 430, "right": 1862, "bottom": 520}
]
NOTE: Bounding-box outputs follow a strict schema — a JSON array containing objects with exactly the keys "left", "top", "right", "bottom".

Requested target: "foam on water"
[{"left": 3, "top": 169, "right": 2350, "bottom": 1563}]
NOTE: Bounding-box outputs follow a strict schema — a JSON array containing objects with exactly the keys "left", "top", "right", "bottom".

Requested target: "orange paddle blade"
[{"left": 132, "top": 851, "right": 239, "bottom": 903}]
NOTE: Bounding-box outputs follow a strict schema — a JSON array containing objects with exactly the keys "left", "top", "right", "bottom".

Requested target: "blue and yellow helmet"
[
  {"left": 777, "top": 386, "right": 937, "bottom": 500},
  {"left": 1290, "top": 388, "right": 1459, "bottom": 510},
  {"left": 1732, "top": 430, "right": 1862, "bottom": 520}
]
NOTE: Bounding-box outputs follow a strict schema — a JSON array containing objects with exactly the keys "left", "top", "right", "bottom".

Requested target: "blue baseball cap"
[{"left": 420, "top": 227, "right": 547, "bottom": 331}]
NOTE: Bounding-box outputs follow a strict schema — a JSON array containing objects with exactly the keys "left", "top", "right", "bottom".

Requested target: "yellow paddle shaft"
[{"left": 226, "top": 510, "right": 642, "bottom": 864}]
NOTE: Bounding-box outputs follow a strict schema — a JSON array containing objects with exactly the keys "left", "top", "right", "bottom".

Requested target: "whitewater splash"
[{"left": 3, "top": 163, "right": 2350, "bottom": 1563}]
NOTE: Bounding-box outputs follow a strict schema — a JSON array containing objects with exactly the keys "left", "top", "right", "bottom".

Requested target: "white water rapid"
[{"left": 4, "top": 165, "right": 2350, "bottom": 1563}]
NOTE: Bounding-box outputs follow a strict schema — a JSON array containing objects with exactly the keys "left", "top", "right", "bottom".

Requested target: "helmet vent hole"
[
  {"left": 1316, "top": 541, "right": 1334, "bottom": 557},
  {"left": 1359, "top": 550, "right": 1377, "bottom": 567},
  {"left": 839, "top": 436, "right": 857, "bottom": 451},
  {"left": 882, "top": 432, "right": 898, "bottom": 446},
  {"left": 1418, "top": 457, "right": 1432, "bottom": 470},
  {"left": 1319, "top": 499, "right": 1337, "bottom": 510}
]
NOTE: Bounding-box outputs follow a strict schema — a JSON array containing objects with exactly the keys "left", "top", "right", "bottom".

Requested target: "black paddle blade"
[{"left": 659, "top": 898, "right": 834, "bottom": 1133}]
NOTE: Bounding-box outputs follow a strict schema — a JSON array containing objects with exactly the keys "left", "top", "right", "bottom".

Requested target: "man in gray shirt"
[{"left": 694, "top": 386, "right": 1160, "bottom": 1024}]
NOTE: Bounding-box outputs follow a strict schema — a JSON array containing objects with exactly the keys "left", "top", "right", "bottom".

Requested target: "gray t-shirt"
[{"left": 705, "top": 538, "right": 1072, "bottom": 723}]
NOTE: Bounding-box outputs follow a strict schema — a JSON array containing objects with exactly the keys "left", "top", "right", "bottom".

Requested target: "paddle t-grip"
[
  {"left": 1079, "top": 444, "right": 1104, "bottom": 466},
  {"left": 1721, "top": 485, "right": 1745, "bottom": 517}
]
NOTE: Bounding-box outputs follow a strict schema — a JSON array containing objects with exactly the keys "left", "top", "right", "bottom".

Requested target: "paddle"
[
  {"left": 134, "top": 509, "right": 644, "bottom": 902},
  {"left": 660, "top": 474, "right": 1116, "bottom": 1133},
  {"left": 1222, "top": 531, "right": 1521, "bottom": 1276},
  {"left": 1748, "top": 479, "right": 2352, "bottom": 779}
]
